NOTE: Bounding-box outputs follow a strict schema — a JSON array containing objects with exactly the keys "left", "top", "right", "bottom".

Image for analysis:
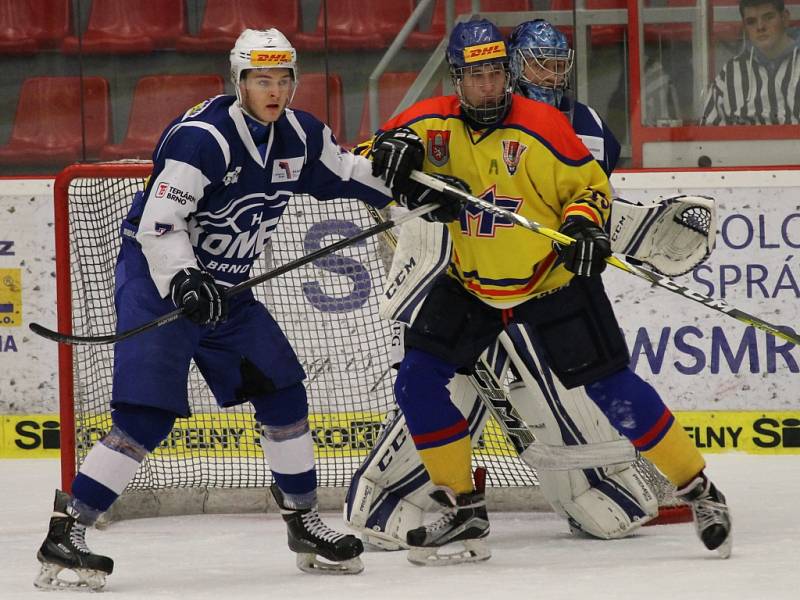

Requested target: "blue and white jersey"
[
  {"left": 560, "top": 97, "right": 621, "bottom": 176},
  {"left": 127, "top": 94, "right": 393, "bottom": 296}
]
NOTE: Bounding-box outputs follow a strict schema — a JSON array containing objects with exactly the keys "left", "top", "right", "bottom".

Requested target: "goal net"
[{"left": 55, "top": 161, "right": 686, "bottom": 523}]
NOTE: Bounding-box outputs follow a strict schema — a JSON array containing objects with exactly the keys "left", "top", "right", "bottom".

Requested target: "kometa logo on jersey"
[
  {"left": 463, "top": 42, "right": 507, "bottom": 63},
  {"left": 427, "top": 130, "right": 450, "bottom": 167}
]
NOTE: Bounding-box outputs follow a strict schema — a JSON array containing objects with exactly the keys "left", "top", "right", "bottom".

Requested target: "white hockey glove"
[
  {"left": 169, "top": 267, "right": 227, "bottom": 325},
  {"left": 608, "top": 195, "right": 716, "bottom": 276}
]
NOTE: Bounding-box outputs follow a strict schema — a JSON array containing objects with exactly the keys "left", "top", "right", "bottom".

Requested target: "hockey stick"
[
  {"left": 469, "top": 360, "right": 638, "bottom": 471},
  {"left": 411, "top": 170, "right": 800, "bottom": 346},
  {"left": 29, "top": 203, "right": 437, "bottom": 346}
]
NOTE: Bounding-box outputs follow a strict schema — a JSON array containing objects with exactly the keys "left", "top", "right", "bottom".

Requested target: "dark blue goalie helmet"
[
  {"left": 508, "top": 19, "right": 574, "bottom": 106},
  {"left": 446, "top": 18, "right": 513, "bottom": 127}
]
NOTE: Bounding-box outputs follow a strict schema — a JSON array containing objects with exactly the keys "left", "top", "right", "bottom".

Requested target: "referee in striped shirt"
[{"left": 701, "top": 0, "right": 800, "bottom": 125}]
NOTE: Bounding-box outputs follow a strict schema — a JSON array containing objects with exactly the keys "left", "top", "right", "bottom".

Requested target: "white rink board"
[
  {"left": 610, "top": 170, "right": 800, "bottom": 410},
  {"left": 0, "top": 170, "right": 798, "bottom": 413},
  {"left": 0, "top": 179, "right": 58, "bottom": 412}
]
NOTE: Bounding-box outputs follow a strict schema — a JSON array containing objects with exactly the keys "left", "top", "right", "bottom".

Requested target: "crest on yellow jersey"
[
  {"left": 501, "top": 140, "right": 527, "bottom": 175},
  {"left": 427, "top": 130, "right": 451, "bottom": 166}
]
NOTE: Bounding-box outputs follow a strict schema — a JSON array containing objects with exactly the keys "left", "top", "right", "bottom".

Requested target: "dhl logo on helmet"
[
  {"left": 250, "top": 50, "right": 294, "bottom": 66},
  {"left": 463, "top": 42, "right": 507, "bottom": 64}
]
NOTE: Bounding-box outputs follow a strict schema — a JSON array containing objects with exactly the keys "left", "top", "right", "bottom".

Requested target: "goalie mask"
[
  {"left": 508, "top": 19, "right": 574, "bottom": 107},
  {"left": 230, "top": 28, "right": 298, "bottom": 122},
  {"left": 446, "top": 19, "right": 513, "bottom": 127}
]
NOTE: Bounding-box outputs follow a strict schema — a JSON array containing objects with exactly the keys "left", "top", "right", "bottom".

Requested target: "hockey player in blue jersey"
[
  {"left": 508, "top": 19, "right": 621, "bottom": 177},
  {"left": 34, "top": 28, "right": 463, "bottom": 590}
]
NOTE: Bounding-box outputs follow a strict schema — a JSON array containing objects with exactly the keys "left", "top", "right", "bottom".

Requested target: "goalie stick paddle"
[
  {"left": 411, "top": 170, "right": 800, "bottom": 346},
  {"left": 29, "top": 203, "right": 437, "bottom": 346}
]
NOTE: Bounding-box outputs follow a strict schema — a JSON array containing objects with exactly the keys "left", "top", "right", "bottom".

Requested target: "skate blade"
[
  {"left": 34, "top": 562, "right": 108, "bottom": 591},
  {"left": 715, "top": 533, "right": 732, "bottom": 559},
  {"left": 407, "top": 539, "right": 491, "bottom": 566},
  {"left": 296, "top": 553, "right": 364, "bottom": 575}
]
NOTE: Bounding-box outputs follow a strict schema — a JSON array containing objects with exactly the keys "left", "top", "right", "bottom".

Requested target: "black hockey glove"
[
  {"left": 370, "top": 126, "right": 424, "bottom": 193},
  {"left": 170, "top": 267, "right": 228, "bottom": 325},
  {"left": 397, "top": 173, "right": 469, "bottom": 223},
  {"left": 553, "top": 217, "right": 611, "bottom": 277}
]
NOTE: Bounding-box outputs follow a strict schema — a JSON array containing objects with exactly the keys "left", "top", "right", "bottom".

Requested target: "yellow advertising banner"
[
  {"left": 0, "top": 268, "right": 22, "bottom": 326},
  {"left": 2, "top": 411, "right": 799, "bottom": 458}
]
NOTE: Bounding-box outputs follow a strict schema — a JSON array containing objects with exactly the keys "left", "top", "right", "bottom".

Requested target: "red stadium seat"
[
  {"left": 293, "top": 0, "right": 415, "bottom": 50},
  {"left": 62, "top": 0, "right": 186, "bottom": 54},
  {"left": 356, "top": 72, "right": 444, "bottom": 143},
  {"left": 0, "top": 76, "right": 110, "bottom": 165},
  {"left": 406, "top": 0, "right": 530, "bottom": 49},
  {"left": 0, "top": 0, "right": 71, "bottom": 54},
  {"left": 176, "top": 0, "right": 300, "bottom": 52},
  {"left": 290, "top": 73, "right": 345, "bottom": 142},
  {"left": 550, "top": 0, "right": 627, "bottom": 47},
  {"left": 100, "top": 75, "right": 225, "bottom": 161}
]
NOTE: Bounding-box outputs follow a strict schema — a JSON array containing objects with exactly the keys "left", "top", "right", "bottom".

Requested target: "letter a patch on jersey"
[
  {"left": 427, "top": 130, "right": 451, "bottom": 167},
  {"left": 501, "top": 140, "right": 527, "bottom": 175}
]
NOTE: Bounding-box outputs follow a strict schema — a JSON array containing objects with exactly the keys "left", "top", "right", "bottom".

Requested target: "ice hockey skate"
[
  {"left": 270, "top": 483, "right": 364, "bottom": 574},
  {"left": 676, "top": 474, "right": 732, "bottom": 559},
  {"left": 34, "top": 489, "right": 114, "bottom": 591},
  {"left": 406, "top": 468, "right": 491, "bottom": 566}
]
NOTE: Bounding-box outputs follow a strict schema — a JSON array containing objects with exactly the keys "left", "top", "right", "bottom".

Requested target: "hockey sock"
[
  {"left": 70, "top": 404, "right": 175, "bottom": 523},
  {"left": 252, "top": 385, "right": 317, "bottom": 510},
  {"left": 585, "top": 368, "right": 705, "bottom": 485},
  {"left": 395, "top": 349, "right": 473, "bottom": 494}
]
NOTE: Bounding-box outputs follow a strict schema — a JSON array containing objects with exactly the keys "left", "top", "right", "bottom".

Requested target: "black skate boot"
[
  {"left": 34, "top": 489, "right": 114, "bottom": 590},
  {"left": 406, "top": 467, "right": 491, "bottom": 566},
  {"left": 676, "top": 473, "right": 732, "bottom": 559},
  {"left": 270, "top": 483, "right": 364, "bottom": 574}
]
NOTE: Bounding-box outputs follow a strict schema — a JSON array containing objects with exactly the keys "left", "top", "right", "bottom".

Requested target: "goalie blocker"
[{"left": 345, "top": 194, "right": 715, "bottom": 547}]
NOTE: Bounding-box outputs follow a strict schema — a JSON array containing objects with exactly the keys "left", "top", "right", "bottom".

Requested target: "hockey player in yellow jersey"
[{"left": 362, "top": 18, "right": 732, "bottom": 565}]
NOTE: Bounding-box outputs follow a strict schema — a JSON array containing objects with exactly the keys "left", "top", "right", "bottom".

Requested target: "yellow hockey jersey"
[{"left": 366, "top": 94, "right": 612, "bottom": 306}]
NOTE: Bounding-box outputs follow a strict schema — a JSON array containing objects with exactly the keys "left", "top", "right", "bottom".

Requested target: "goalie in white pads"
[{"left": 349, "top": 18, "right": 731, "bottom": 564}]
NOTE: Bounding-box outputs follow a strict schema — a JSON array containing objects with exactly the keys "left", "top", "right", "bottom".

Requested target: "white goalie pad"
[
  {"left": 344, "top": 375, "right": 492, "bottom": 550},
  {"left": 498, "top": 326, "right": 658, "bottom": 539},
  {"left": 608, "top": 195, "right": 716, "bottom": 276}
]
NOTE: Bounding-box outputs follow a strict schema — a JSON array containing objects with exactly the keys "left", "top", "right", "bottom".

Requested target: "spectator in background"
[{"left": 702, "top": 0, "right": 800, "bottom": 125}]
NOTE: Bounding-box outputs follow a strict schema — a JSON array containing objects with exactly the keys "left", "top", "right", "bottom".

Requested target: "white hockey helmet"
[{"left": 230, "top": 28, "right": 298, "bottom": 107}]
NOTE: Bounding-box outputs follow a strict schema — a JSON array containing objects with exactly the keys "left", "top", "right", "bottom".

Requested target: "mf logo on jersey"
[
  {"left": 427, "top": 130, "right": 450, "bottom": 167},
  {"left": 501, "top": 140, "right": 527, "bottom": 175},
  {"left": 460, "top": 186, "right": 522, "bottom": 237}
]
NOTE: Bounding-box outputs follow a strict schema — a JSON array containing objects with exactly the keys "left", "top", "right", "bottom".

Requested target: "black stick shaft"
[{"left": 30, "top": 203, "right": 434, "bottom": 346}]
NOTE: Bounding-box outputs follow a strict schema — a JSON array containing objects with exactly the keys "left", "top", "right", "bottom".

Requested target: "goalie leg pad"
[
  {"left": 344, "top": 377, "right": 494, "bottom": 549},
  {"left": 500, "top": 326, "right": 658, "bottom": 539}
]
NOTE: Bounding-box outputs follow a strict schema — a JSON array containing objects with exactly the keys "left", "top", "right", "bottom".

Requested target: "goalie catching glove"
[
  {"left": 554, "top": 217, "right": 611, "bottom": 277},
  {"left": 170, "top": 267, "right": 227, "bottom": 325}
]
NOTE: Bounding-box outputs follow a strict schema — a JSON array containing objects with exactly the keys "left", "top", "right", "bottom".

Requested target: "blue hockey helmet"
[
  {"left": 446, "top": 18, "right": 513, "bottom": 126},
  {"left": 508, "top": 20, "right": 574, "bottom": 106}
]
